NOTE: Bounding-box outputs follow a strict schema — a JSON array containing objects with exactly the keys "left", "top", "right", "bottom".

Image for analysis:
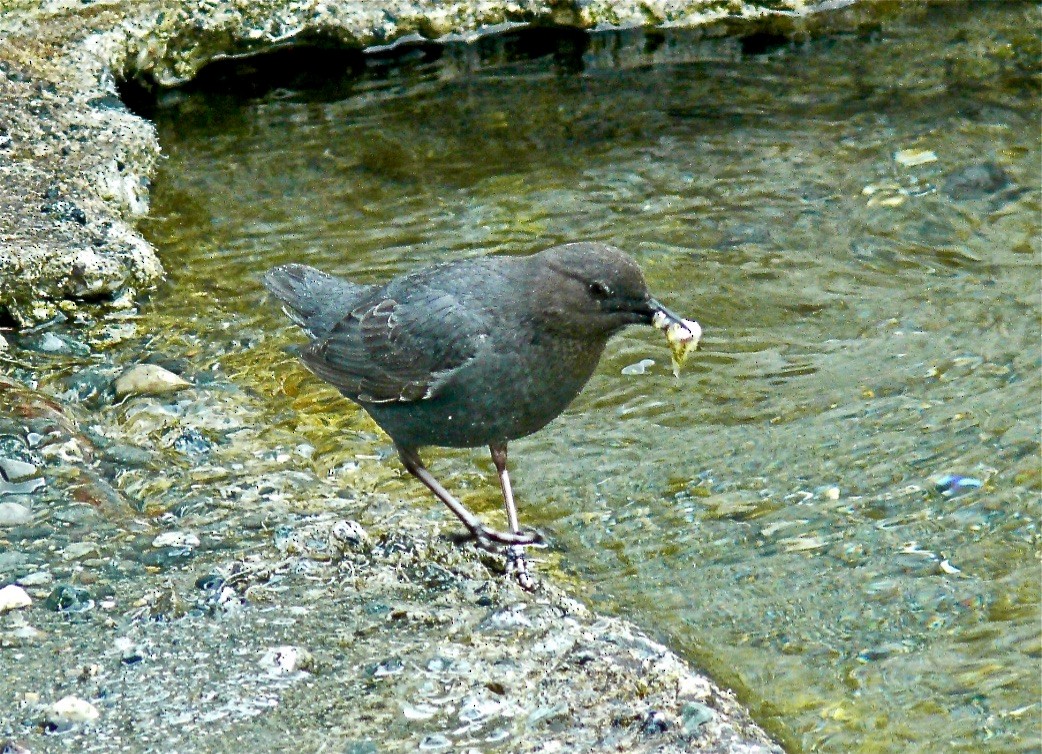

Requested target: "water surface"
[{"left": 139, "top": 3, "right": 1040, "bottom": 750}]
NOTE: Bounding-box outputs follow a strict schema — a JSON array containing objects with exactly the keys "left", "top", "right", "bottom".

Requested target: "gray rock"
[
  {"left": 16, "top": 570, "right": 53, "bottom": 587},
  {"left": 62, "top": 367, "right": 116, "bottom": 407},
  {"left": 0, "top": 550, "right": 32, "bottom": 571},
  {"left": 52, "top": 505, "right": 99, "bottom": 524},
  {"left": 0, "top": 457, "right": 39, "bottom": 482},
  {"left": 0, "top": 502, "right": 32, "bottom": 527}
]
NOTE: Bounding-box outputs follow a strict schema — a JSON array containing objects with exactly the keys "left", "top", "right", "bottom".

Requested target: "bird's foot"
[
  {"left": 506, "top": 545, "right": 538, "bottom": 591},
  {"left": 471, "top": 524, "right": 544, "bottom": 550}
]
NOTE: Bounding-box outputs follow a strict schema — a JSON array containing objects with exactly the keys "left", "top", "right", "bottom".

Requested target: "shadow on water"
[{"left": 130, "top": 2, "right": 1040, "bottom": 751}]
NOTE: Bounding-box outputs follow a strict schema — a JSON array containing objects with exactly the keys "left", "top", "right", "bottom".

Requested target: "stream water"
[{"left": 137, "top": 2, "right": 1040, "bottom": 751}]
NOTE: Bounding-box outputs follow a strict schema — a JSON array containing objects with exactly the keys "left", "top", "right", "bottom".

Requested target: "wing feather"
[{"left": 301, "top": 287, "right": 486, "bottom": 404}]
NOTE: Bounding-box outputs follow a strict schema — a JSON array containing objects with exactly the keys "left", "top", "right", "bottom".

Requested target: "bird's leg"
[
  {"left": 490, "top": 443, "right": 539, "bottom": 591},
  {"left": 489, "top": 443, "right": 521, "bottom": 534},
  {"left": 396, "top": 445, "right": 539, "bottom": 547}
]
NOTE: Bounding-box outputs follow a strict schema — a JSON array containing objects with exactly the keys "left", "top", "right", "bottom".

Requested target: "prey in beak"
[{"left": 648, "top": 299, "right": 702, "bottom": 378}]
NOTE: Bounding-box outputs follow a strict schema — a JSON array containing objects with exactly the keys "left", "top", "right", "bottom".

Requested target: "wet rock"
[
  {"left": 52, "top": 505, "right": 99, "bottom": 525},
  {"left": 0, "top": 584, "right": 32, "bottom": 613},
  {"left": 0, "top": 613, "right": 42, "bottom": 646},
  {"left": 371, "top": 657, "right": 405, "bottom": 677},
  {"left": 61, "top": 368, "right": 116, "bottom": 407},
  {"left": 0, "top": 457, "right": 39, "bottom": 483},
  {"left": 138, "top": 547, "right": 196, "bottom": 569},
  {"left": 44, "top": 584, "right": 94, "bottom": 613},
  {"left": 681, "top": 701, "right": 714, "bottom": 733},
  {"left": 102, "top": 442, "right": 153, "bottom": 466},
  {"left": 62, "top": 542, "right": 98, "bottom": 560},
  {"left": 418, "top": 734, "right": 450, "bottom": 751},
  {"left": 114, "top": 364, "right": 190, "bottom": 398},
  {"left": 0, "top": 739, "right": 32, "bottom": 753},
  {"left": 169, "top": 427, "right": 211, "bottom": 455},
  {"left": 0, "top": 475, "right": 44, "bottom": 497},
  {"left": 67, "top": 469, "right": 127, "bottom": 514},
  {"left": 0, "top": 502, "right": 32, "bottom": 527},
  {"left": 0, "top": 551, "right": 32, "bottom": 573}
]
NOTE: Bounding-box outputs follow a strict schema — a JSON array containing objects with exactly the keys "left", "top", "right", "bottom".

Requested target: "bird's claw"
[{"left": 506, "top": 545, "right": 538, "bottom": 591}]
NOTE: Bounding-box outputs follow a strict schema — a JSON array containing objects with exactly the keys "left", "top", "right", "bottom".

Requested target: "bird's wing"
[{"left": 300, "top": 287, "right": 488, "bottom": 404}]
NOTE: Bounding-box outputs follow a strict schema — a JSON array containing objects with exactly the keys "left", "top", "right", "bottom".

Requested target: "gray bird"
[{"left": 264, "top": 242, "right": 691, "bottom": 551}]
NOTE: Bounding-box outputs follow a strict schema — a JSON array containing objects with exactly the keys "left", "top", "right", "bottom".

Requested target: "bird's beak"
[{"left": 648, "top": 298, "right": 686, "bottom": 328}]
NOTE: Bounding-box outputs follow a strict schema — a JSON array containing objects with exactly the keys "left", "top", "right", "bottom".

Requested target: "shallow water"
[{"left": 138, "top": 2, "right": 1040, "bottom": 751}]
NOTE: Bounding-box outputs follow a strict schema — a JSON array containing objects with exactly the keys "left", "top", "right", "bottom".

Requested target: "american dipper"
[{"left": 264, "top": 242, "right": 696, "bottom": 552}]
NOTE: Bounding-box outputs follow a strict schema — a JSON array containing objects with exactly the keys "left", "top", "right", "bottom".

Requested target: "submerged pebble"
[
  {"left": 152, "top": 531, "right": 200, "bottom": 549},
  {"left": 0, "top": 476, "right": 44, "bottom": 497},
  {"left": 170, "top": 427, "right": 211, "bottom": 456},
  {"left": 418, "top": 735, "right": 451, "bottom": 751},
  {"left": 621, "top": 358, "right": 655, "bottom": 376},
  {"left": 259, "top": 645, "right": 312, "bottom": 674},
  {"left": 944, "top": 162, "right": 1011, "bottom": 200},
  {"left": 933, "top": 475, "right": 983, "bottom": 498},
  {"left": 0, "top": 501, "right": 32, "bottom": 526},
  {"left": 44, "top": 584, "right": 94, "bottom": 613},
  {"left": 47, "top": 695, "right": 100, "bottom": 729},
  {"left": 114, "top": 364, "right": 190, "bottom": 398},
  {"left": 19, "top": 332, "right": 90, "bottom": 357},
  {"left": 0, "top": 458, "right": 44, "bottom": 498}
]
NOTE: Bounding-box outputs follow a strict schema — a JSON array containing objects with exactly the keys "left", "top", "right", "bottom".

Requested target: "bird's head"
[{"left": 532, "top": 242, "right": 688, "bottom": 338}]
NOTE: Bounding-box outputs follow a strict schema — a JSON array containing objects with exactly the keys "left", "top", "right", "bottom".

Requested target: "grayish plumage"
[{"left": 264, "top": 242, "right": 688, "bottom": 563}]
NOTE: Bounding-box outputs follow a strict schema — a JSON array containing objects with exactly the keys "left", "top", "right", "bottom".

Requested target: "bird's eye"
[{"left": 588, "top": 281, "right": 612, "bottom": 299}]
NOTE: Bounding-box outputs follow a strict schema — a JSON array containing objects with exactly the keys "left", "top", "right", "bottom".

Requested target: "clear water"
[{"left": 139, "top": 2, "right": 1040, "bottom": 751}]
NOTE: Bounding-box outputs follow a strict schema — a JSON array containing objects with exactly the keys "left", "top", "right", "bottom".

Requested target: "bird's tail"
[{"left": 262, "top": 264, "right": 369, "bottom": 339}]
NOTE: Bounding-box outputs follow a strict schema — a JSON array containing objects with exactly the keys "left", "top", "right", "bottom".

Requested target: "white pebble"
[
  {"left": 152, "top": 531, "right": 200, "bottom": 549},
  {"left": 0, "top": 584, "right": 32, "bottom": 612},
  {"left": 114, "top": 364, "right": 190, "bottom": 398},
  {"left": 49, "top": 695, "right": 100, "bottom": 724},
  {"left": 894, "top": 148, "right": 937, "bottom": 167},
  {"left": 259, "top": 645, "right": 309, "bottom": 673},
  {"left": 621, "top": 358, "right": 655, "bottom": 376}
]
